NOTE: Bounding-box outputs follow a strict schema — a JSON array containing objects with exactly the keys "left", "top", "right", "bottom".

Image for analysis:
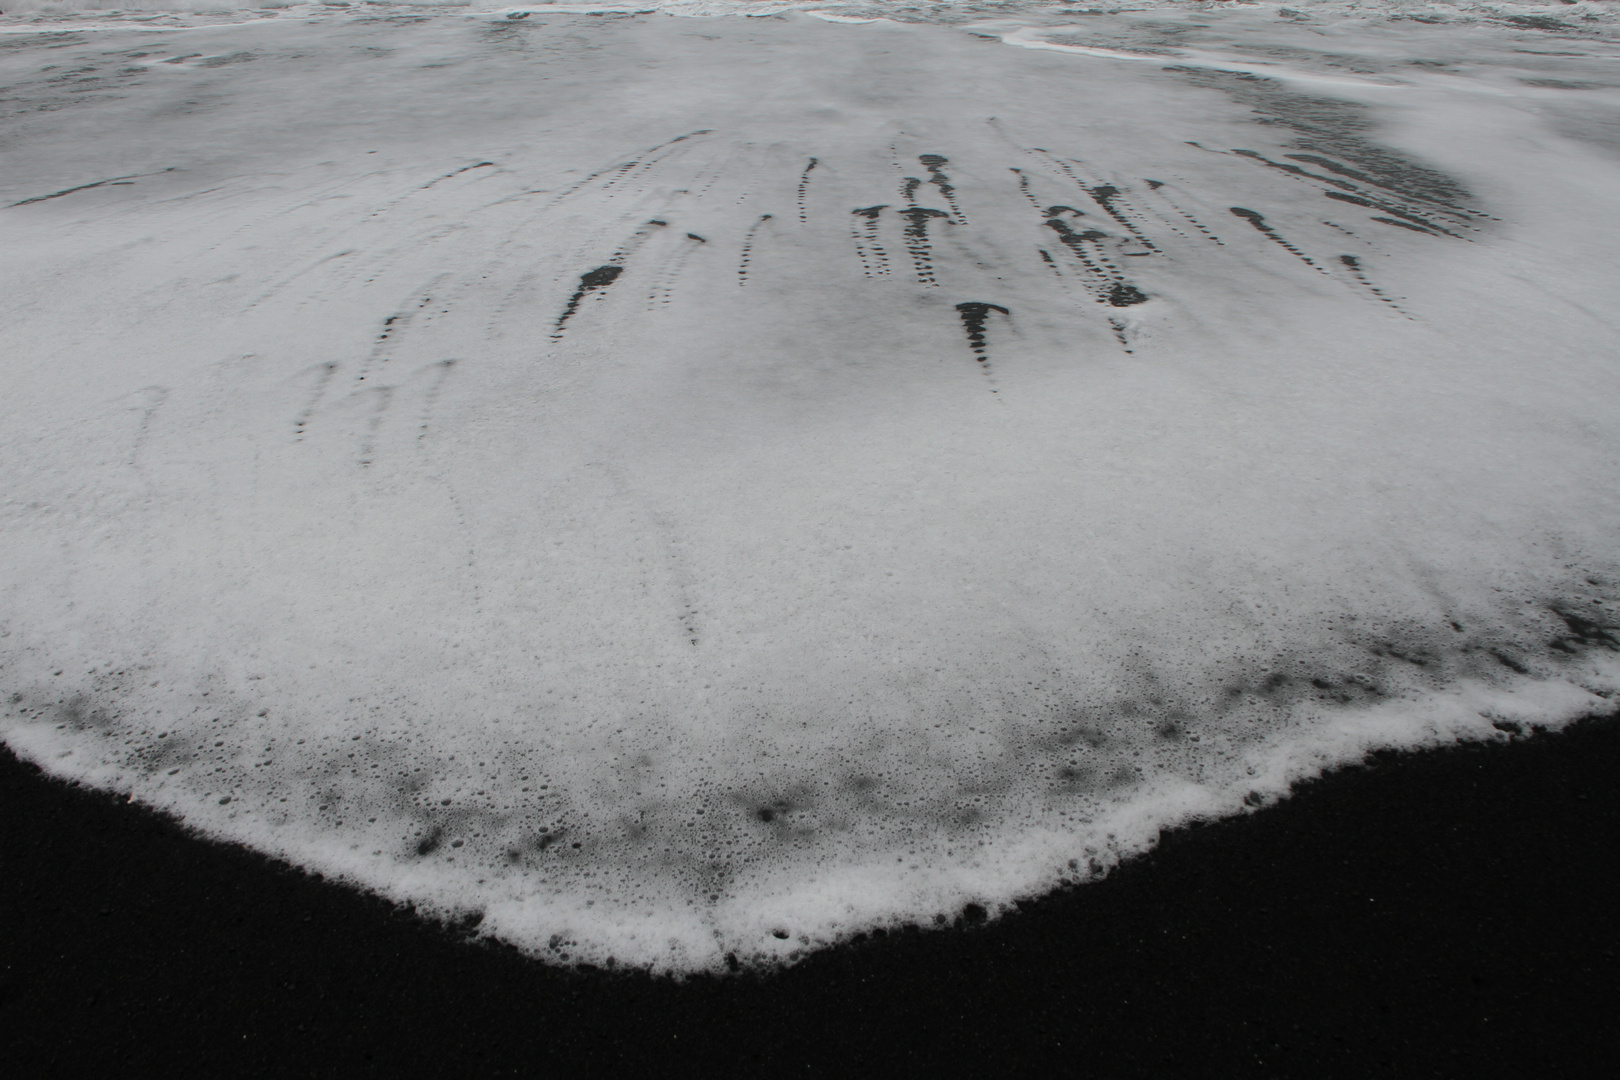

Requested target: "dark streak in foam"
[
  {"left": 418, "top": 161, "right": 494, "bottom": 192},
  {"left": 415, "top": 359, "right": 481, "bottom": 612},
  {"left": 1011, "top": 168, "right": 1044, "bottom": 212},
  {"left": 1037, "top": 151, "right": 1085, "bottom": 192},
  {"left": 849, "top": 216, "right": 872, "bottom": 277},
  {"left": 552, "top": 220, "right": 665, "bottom": 338},
  {"left": 649, "top": 511, "right": 704, "bottom": 647},
  {"left": 357, "top": 385, "right": 393, "bottom": 468},
  {"left": 417, "top": 358, "right": 457, "bottom": 441},
  {"left": 1490, "top": 650, "right": 1531, "bottom": 675},
  {"left": 1229, "top": 207, "right": 1327, "bottom": 273},
  {"left": 1036, "top": 151, "right": 1156, "bottom": 249},
  {"left": 850, "top": 206, "right": 890, "bottom": 277},
  {"left": 649, "top": 233, "right": 707, "bottom": 307},
  {"left": 357, "top": 284, "right": 442, "bottom": 384},
  {"left": 127, "top": 386, "right": 169, "bottom": 469},
  {"left": 955, "top": 302, "right": 1009, "bottom": 390},
  {"left": 918, "top": 154, "right": 966, "bottom": 224},
  {"left": 1135, "top": 180, "right": 1190, "bottom": 241},
  {"left": 901, "top": 206, "right": 950, "bottom": 286},
  {"left": 1087, "top": 184, "right": 1158, "bottom": 252},
  {"left": 797, "top": 158, "right": 817, "bottom": 224},
  {"left": 1109, "top": 317, "right": 1133, "bottom": 354},
  {"left": 1234, "top": 146, "right": 1362, "bottom": 193},
  {"left": 1339, "top": 254, "right": 1412, "bottom": 318},
  {"left": 1371, "top": 216, "right": 1440, "bottom": 236},
  {"left": 611, "top": 220, "right": 666, "bottom": 264},
  {"left": 1171, "top": 68, "right": 1477, "bottom": 214},
  {"left": 1046, "top": 215, "right": 1114, "bottom": 282},
  {"left": 608, "top": 130, "right": 712, "bottom": 192},
  {"left": 247, "top": 249, "right": 357, "bottom": 310},
  {"left": 533, "top": 130, "right": 711, "bottom": 209},
  {"left": 9, "top": 175, "right": 134, "bottom": 207},
  {"left": 293, "top": 362, "right": 338, "bottom": 441},
  {"left": 1323, "top": 190, "right": 1458, "bottom": 238},
  {"left": 1232, "top": 149, "right": 1473, "bottom": 236},
  {"left": 7, "top": 167, "right": 175, "bottom": 208},
  {"left": 1284, "top": 153, "right": 1484, "bottom": 219},
  {"left": 1107, "top": 283, "right": 1148, "bottom": 307},
  {"left": 738, "top": 214, "right": 771, "bottom": 286},
  {"left": 1553, "top": 608, "right": 1619, "bottom": 650},
  {"left": 552, "top": 265, "right": 623, "bottom": 339},
  {"left": 1147, "top": 179, "right": 1225, "bottom": 245},
  {"left": 605, "top": 158, "right": 640, "bottom": 189},
  {"left": 885, "top": 137, "right": 907, "bottom": 184},
  {"left": 1043, "top": 208, "right": 1147, "bottom": 304}
]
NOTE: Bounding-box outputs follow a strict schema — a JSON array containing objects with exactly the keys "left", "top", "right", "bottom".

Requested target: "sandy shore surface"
[{"left": 4, "top": 712, "right": 1616, "bottom": 1074}]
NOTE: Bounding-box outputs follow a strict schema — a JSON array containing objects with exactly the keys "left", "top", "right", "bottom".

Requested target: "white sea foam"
[
  {"left": 2, "top": 5, "right": 1618, "bottom": 971},
  {"left": 3, "top": 2, "right": 1618, "bottom": 25}
]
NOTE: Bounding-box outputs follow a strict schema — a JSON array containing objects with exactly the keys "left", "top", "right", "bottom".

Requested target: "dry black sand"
[{"left": 4, "top": 714, "right": 1617, "bottom": 1077}]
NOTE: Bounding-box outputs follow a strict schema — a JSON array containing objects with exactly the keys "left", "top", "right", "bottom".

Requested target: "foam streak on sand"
[{"left": 2, "top": 5, "right": 1619, "bottom": 971}]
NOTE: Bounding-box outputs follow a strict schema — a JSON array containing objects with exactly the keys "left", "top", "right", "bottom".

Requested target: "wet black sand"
[{"left": 4, "top": 714, "right": 1617, "bottom": 1077}]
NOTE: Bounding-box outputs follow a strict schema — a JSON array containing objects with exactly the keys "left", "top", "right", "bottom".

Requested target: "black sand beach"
[
  {"left": 5, "top": 9, "right": 1620, "bottom": 1074},
  {"left": 5, "top": 714, "right": 1616, "bottom": 1077}
]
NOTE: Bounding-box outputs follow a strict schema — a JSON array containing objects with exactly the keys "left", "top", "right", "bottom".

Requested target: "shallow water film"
[{"left": 3, "top": 2, "right": 1619, "bottom": 971}]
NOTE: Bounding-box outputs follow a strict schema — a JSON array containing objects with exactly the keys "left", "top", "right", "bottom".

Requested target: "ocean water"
[{"left": 2, "top": 1, "right": 1618, "bottom": 972}]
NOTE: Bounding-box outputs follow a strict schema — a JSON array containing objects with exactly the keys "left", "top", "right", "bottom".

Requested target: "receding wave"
[{"left": 2, "top": 3, "right": 1618, "bottom": 971}]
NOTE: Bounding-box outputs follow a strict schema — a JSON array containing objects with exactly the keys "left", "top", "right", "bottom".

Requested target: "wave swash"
[{"left": 3, "top": 4, "right": 1619, "bottom": 971}]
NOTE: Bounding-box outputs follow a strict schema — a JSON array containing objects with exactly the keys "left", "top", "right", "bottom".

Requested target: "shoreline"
[
  {"left": 5, "top": 712, "right": 1616, "bottom": 1074},
  {"left": 2, "top": 9, "right": 1619, "bottom": 1070},
  {"left": 4, "top": 0, "right": 1620, "bottom": 983}
]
